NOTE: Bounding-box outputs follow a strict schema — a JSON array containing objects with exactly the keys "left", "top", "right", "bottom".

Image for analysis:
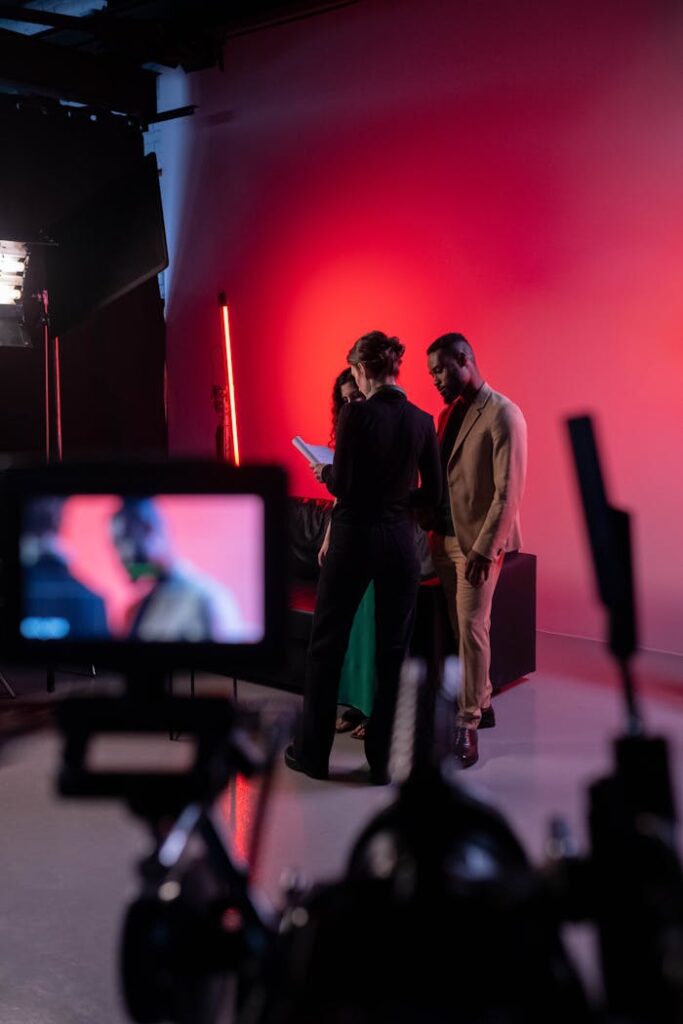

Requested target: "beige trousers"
[{"left": 429, "top": 533, "right": 503, "bottom": 729}]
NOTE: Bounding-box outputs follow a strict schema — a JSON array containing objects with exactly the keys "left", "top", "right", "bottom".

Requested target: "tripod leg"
[
  {"left": 0, "top": 671, "right": 16, "bottom": 698},
  {"left": 168, "top": 672, "right": 180, "bottom": 741}
]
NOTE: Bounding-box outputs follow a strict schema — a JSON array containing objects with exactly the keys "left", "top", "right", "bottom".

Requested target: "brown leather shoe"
[
  {"left": 452, "top": 726, "right": 479, "bottom": 768},
  {"left": 478, "top": 705, "right": 496, "bottom": 730}
]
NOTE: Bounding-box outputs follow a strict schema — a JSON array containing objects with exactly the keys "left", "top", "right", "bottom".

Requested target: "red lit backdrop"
[{"left": 152, "top": 0, "right": 683, "bottom": 654}]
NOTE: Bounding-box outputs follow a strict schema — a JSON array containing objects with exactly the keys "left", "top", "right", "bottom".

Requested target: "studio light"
[{"left": 0, "top": 240, "right": 30, "bottom": 347}]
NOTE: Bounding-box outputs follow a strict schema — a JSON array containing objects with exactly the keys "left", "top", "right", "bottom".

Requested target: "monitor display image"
[{"left": 19, "top": 494, "right": 265, "bottom": 646}]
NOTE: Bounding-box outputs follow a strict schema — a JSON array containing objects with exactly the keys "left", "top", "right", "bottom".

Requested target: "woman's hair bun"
[
  {"left": 381, "top": 335, "right": 405, "bottom": 358},
  {"left": 347, "top": 330, "right": 405, "bottom": 379}
]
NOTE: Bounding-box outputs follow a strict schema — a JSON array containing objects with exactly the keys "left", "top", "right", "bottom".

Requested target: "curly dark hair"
[
  {"left": 346, "top": 330, "right": 405, "bottom": 380},
  {"left": 330, "top": 368, "right": 359, "bottom": 445}
]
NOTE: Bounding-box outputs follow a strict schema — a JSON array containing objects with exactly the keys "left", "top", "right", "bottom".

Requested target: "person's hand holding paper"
[{"left": 291, "top": 436, "right": 334, "bottom": 466}]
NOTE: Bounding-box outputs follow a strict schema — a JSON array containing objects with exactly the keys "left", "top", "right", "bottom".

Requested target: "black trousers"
[{"left": 295, "top": 518, "right": 420, "bottom": 777}]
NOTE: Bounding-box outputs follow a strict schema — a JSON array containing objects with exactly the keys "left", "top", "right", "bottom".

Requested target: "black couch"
[{"left": 244, "top": 497, "right": 536, "bottom": 694}]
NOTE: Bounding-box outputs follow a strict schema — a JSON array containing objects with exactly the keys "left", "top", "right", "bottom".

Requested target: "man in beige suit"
[{"left": 426, "top": 333, "right": 527, "bottom": 768}]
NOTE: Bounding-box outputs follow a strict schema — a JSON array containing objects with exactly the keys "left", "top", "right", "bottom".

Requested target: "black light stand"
[
  {"left": 37, "top": 286, "right": 62, "bottom": 693},
  {"left": 32, "top": 154, "right": 168, "bottom": 691},
  {"left": 0, "top": 672, "right": 16, "bottom": 698},
  {"left": 39, "top": 288, "right": 63, "bottom": 465},
  {"left": 0, "top": 238, "right": 66, "bottom": 693},
  {"left": 0, "top": 239, "right": 33, "bottom": 697}
]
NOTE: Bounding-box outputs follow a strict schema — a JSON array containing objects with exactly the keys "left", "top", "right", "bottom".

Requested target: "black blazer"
[
  {"left": 25, "top": 553, "right": 109, "bottom": 638},
  {"left": 321, "top": 386, "right": 441, "bottom": 525}
]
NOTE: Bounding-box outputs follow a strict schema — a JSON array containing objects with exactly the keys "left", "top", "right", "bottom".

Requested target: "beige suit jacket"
[{"left": 443, "top": 383, "right": 527, "bottom": 560}]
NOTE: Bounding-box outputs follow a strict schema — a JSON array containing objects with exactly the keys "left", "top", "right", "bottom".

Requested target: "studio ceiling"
[{"left": 0, "top": 0, "right": 357, "bottom": 118}]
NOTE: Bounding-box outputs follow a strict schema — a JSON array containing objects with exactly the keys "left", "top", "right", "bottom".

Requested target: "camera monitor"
[{"left": 0, "top": 461, "right": 287, "bottom": 673}]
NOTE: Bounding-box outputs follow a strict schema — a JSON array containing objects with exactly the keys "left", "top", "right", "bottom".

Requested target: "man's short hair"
[
  {"left": 427, "top": 332, "right": 474, "bottom": 360},
  {"left": 25, "top": 497, "right": 66, "bottom": 536}
]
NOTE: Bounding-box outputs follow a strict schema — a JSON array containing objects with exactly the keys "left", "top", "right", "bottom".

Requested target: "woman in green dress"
[{"left": 318, "top": 369, "right": 376, "bottom": 740}]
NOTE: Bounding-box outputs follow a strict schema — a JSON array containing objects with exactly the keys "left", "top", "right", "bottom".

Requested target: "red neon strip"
[{"left": 220, "top": 301, "right": 240, "bottom": 466}]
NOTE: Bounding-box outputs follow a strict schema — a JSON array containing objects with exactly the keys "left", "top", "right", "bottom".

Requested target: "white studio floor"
[{"left": 0, "top": 631, "right": 681, "bottom": 1024}]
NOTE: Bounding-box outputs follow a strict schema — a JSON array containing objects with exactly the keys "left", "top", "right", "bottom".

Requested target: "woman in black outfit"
[{"left": 285, "top": 331, "right": 441, "bottom": 784}]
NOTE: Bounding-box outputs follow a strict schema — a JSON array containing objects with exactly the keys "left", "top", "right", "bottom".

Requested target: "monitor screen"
[
  {"left": 20, "top": 494, "right": 264, "bottom": 644},
  {"left": 1, "top": 461, "right": 287, "bottom": 672}
]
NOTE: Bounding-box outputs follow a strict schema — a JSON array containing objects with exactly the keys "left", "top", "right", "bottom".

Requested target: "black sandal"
[
  {"left": 335, "top": 707, "right": 364, "bottom": 733},
  {"left": 350, "top": 719, "right": 368, "bottom": 740}
]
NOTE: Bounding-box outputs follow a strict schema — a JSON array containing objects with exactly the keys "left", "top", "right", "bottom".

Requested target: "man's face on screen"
[{"left": 111, "top": 507, "right": 167, "bottom": 581}]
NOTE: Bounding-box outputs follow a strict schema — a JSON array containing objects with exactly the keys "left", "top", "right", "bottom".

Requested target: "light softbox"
[{"left": 45, "top": 152, "right": 168, "bottom": 337}]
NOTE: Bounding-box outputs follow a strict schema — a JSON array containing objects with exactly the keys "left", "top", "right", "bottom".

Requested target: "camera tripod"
[{"left": 0, "top": 670, "right": 16, "bottom": 698}]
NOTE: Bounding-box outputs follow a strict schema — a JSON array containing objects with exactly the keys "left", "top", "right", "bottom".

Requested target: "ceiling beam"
[
  {"left": 0, "top": 5, "right": 95, "bottom": 32},
  {"left": 0, "top": 4, "right": 221, "bottom": 69},
  {"left": 0, "top": 26, "right": 157, "bottom": 115},
  {"left": 218, "top": 0, "right": 359, "bottom": 39}
]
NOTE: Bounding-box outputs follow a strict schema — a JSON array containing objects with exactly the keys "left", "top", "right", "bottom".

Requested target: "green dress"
[{"left": 337, "top": 582, "right": 376, "bottom": 717}]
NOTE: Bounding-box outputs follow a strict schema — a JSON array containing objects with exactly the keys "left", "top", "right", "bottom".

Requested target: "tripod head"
[
  {"left": 55, "top": 676, "right": 260, "bottom": 823},
  {"left": 53, "top": 676, "right": 289, "bottom": 1024}
]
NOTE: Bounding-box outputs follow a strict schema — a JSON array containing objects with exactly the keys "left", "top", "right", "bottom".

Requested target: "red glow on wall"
[
  {"left": 220, "top": 298, "right": 240, "bottom": 466},
  {"left": 160, "top": 0, "right": 683, "bottom": 654}
]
